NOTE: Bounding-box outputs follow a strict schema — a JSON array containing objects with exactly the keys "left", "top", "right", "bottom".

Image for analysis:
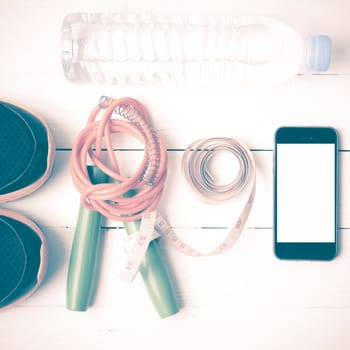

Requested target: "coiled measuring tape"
[{"left": 155, "top": 137, "right": 256, "bottom": 256}]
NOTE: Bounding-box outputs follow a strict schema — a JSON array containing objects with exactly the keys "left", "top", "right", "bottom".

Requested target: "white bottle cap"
[{"left": 306, "top": 35, "right": 331, "bottom": 71}]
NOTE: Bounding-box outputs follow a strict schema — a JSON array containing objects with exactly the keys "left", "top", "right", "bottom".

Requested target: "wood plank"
[
  {"left": 2, "top": 306, "right": 350, "bottom": 350},
  {"left": 13, "top": 227, "right": 350, "bottom": 309},
  {"left": 2, "top": 227, "right": 350, "bottom": 349},
  {"left": 0, "top": 75, "right": 349, "bottom": 150},
  {"left": 3, "top": 149, "right": 349, "bottom": 228}
]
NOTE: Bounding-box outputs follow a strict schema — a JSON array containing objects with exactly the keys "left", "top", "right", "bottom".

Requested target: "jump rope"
[{"left": 68, "top": 96, "right": 256, "bottom": 317}]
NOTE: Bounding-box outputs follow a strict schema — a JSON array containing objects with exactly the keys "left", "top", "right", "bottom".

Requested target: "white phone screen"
[{"left": 276, "top": 143, "right": 335, "bottom": 243}]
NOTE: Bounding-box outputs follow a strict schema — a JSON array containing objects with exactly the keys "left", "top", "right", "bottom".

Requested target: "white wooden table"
[{"left": 1, "top": 1, "right": 350, "bottom": 349}]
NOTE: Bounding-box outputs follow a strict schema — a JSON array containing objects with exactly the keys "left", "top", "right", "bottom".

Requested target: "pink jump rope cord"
[{"left": 70, "top": 97, "right": 167, "bottom": 221}]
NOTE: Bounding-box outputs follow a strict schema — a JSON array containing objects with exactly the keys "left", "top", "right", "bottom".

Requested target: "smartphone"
[{"left": 274, "top": 127, "right": 339, "bottom": 260}]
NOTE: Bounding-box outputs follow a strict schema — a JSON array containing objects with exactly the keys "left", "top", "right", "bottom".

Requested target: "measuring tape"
[{"left": 157, "top": 137, "right": 256, "bottom": 256}]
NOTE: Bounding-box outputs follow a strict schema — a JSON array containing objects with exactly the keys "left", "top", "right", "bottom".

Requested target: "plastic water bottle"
[{"left": 61, "top": 13, "right": 331, "bottom": 85}]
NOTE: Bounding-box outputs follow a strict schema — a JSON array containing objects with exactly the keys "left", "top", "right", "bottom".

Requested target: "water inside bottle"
[{"left": 61, "top": 14, "right": 304, "bottom": 84}]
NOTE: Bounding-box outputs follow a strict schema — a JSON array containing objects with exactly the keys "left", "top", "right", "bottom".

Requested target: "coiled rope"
[{"left": 70, "top": 96, "right": 167, "bottom": 222}]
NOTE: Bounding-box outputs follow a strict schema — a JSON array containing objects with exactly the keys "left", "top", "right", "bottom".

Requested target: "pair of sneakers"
[{"left": 0, "top": 101, "right": 55, "bottom": 310}]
